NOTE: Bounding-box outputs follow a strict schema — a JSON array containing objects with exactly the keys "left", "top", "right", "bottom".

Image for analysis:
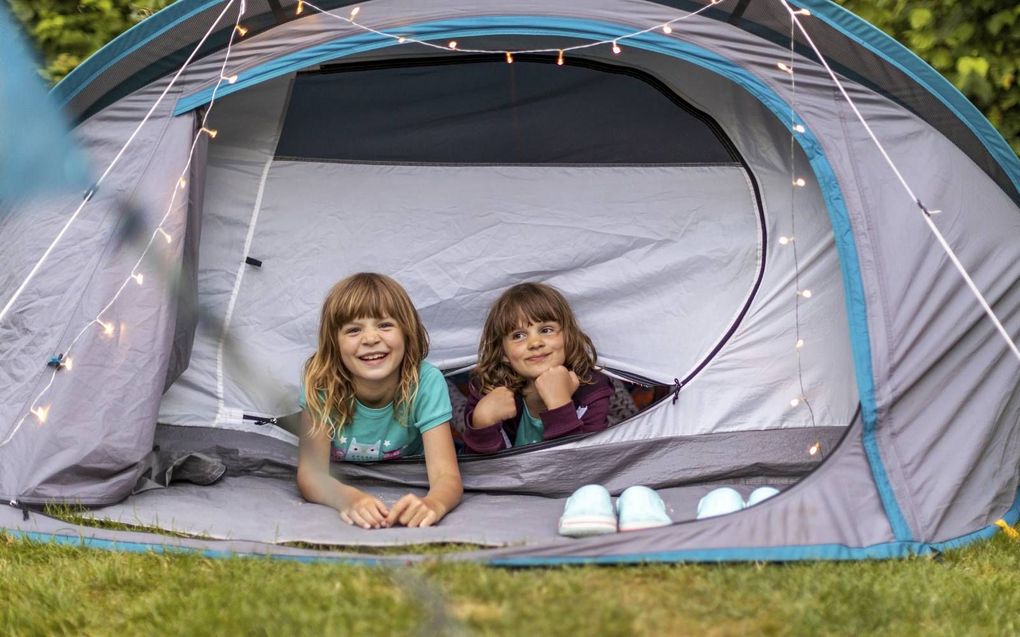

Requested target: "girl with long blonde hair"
[{"left": 297, "top": 273, "right": 461, "bottom": 529}]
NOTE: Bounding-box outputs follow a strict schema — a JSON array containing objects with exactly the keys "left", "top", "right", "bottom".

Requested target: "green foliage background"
[{"left": 6, "top": 0, "right": 1019, "bottom": 152}]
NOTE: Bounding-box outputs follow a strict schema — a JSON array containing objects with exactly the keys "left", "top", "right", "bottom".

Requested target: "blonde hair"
[
  {"left": 303, "top": 273, "right": 429, "bottom": 435},
  {"left": 475, "top": 282, "right": 598, "bottom": 393}
]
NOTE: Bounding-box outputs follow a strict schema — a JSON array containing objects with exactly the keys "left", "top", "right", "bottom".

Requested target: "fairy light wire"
[
  {"left": 783, "top": 8, "right": 816, "bottom": 427},
  {"left": 300, "top": 0, "right": 725, "bottom": 56},
  {"left": 778, "top": 0, "right": 1020, "bottom": 364},
  {"left": 0, "top": 0, "right": 241, "bottom": 327},
  {"left": 1, "top": 4, "right": 247, "bottom": 448}
]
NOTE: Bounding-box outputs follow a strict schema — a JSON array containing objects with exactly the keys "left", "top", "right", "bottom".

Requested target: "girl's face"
[
  {"left": 338, "top": 315, "right": 406, "bottom": 387},
  {"left": 502, "top": 320, "right": 566, "bottom": 381}
]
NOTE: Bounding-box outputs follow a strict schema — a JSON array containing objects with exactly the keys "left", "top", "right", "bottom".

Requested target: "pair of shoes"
[
  {"left": 696, "top": 486, "right": 780, "bottom": 519},
  {"left": 558, "top": 485, "right": 672, "bottom": 537}
]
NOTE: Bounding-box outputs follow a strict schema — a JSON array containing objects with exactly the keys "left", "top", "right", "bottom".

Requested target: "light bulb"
[
  {"left": 809, "top": 442, "right": 820, "bottom": 455},
  {"left": 557, "top": 50, "right": 564, "bottom": 65},
  {"left": 235, "top": 25, "right": 248, "bottom": 36},
  {"left": 793, "top": 124, "right": 805, "bottom": 133},
  {"left": 157, "top": 228, "right": 172, "bottom": 243},
  {"left": 63, "top": 357, "right": 73, "bottom": 371},
  {"left": 350, "top": 6, "right": 360, "bottom": 18},
  {"left": 506, "top": 52, "right": 513, "bottom": 64},
  {"left": 794, "top": 8, "right": 811, "bottom": 16},
  {"left": 662, "top": 24, "right": 672, "bottom": 34},
  {"left": 448, "top": 40, "right": 458, "bottom": 50},
  {"left": 31, "top": 405, "right": 50, "bottom": 424},
  {"left": 398, "top": 36, "right": 406, "bottom": 44},
  {"left": 612, "top": 41, "right": 622, "bottom": 55},
  {"left": 99, "top": 320, "right": 115, "bottom": 336},
  {"left": 225, "top": 74, "right": 238, "bottom": 84},
  {"left": 799, "top": 289, "right": 813, "bottom": 299},
  {"left": 296, "top": 0, "right": 304, "bottom": 15},
  {"left": 178, "top": 178, "right": 187, "bottom": 189},
  {"left": 796, "top": 339, "right": 805, "bottom": 349},
  {"left": 202, "top": 127, "right": 218, "bottom": 138},
  {"left": 778, "top": 235, "right": 792, "bottom": 245},
  {"left": 790, "top": 397, "right": 801, "bottom": 407},
  {"left": 131, "top": 273, "right": 144, "bottom": 285},
  {"left": 793, "top": 178, "right": 806, "bottom": 187},
  {"left": 777, "top": 62, "right": 793, "bottom": 74}
]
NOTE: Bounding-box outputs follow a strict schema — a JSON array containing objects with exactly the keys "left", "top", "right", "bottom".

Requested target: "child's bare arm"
[
  {"left": 296, "top": 410, "right": 389, "bottom": 529},
  {"left": 387, "top": 423, "right": 463, "bottom": 527}
]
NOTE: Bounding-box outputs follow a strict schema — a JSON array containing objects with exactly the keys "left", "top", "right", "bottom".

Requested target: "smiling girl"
[
  {"left": 462, "top": 283, "right": 613, "bottom": 454},
  {"left": 298, "top": 273, "right": 462, "bottom": 529}
]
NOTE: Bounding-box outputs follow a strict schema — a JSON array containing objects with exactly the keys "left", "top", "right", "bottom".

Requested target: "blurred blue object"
[{"left": 0, "top": 7, "right": 91, "bottom": 204}]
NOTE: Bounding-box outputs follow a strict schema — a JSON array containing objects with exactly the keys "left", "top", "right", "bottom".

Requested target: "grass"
[{"left": 3, "top": 526, "right": 1020, "bottom": 636}]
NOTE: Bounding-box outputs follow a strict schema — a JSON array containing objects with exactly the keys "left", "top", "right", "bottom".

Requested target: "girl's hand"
[
  {"left": 386, "top": 494, "right": 446, "bottom": 528},
  {"left": 340, "top": 491, "right": 390, "bottom": 529},
  {"left": 471, "top": 387, "right": 517, "bottom": 428},
  {"left": 534, "top": 366, "right": 580, "bottom": 410}
]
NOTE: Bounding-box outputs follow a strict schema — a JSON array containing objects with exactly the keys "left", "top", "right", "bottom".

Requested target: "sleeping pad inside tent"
[{"left": 1, "top": 0, "right": 1019, "bottom": 563}]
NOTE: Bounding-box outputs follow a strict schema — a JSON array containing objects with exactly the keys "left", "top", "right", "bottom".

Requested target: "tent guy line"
[
  {"left": 0, "top": 0, "right": 242, "bottom": 329},
  {"left": 0, "top": 4, "right": 248, "bottom": 449},
  {"left": 778, "top": 0, "right": 1020, "bottom": 364}
]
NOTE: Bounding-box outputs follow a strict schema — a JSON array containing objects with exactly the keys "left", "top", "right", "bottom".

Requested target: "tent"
[{"left": 2, "top": 0, "right": 1019, "bottom": 564}]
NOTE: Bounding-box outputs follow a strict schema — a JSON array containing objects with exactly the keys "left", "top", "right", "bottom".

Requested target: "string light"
[
  {"left": 778, "top": 235, "right": 793, "bottom": 245},
  {"left": 201, "top": 127, "right": 219, "bottom": 138},
  {"left": 796, "top": 339, "right": 805, "bottom": 349},
  {"left": 131, "top": 273, "right": 144, "bottom": 285},
  {"left": 793, "top": 8, "right": 812, "bottom": 16},
  {"left": 798, "top": 289, "right": 813, "bottom": 298},
  {"left": 157, "top": 228, "right": 173, "bottom": 243},
  {"left": 777, "top": 62, "right": 794, "bottom": 74},
  {"left": 790, "top": 397, "right": 802, "bottom": 407},
  {"left": 31, "top": 406, "right": 50, "bottom": 424},
  {"left": 793, "top": 124, "right": 805, "bottom": 133},
  {"left": 63, "top": 357, "right": 73, "bottom": 371},
  {"left": 98, "top": 320, "right": 115, "bottom": 337},
  {"left": 178, "top": 177, "right": 187, "bottom": 189},
  {"left": 235, "top": 25, "right": 248, "bottom": 36},
  {"left": 448, "top": 40, "right": 458, "bottom": 50},
  {"left": 296, "top": 0, "right": 304, "bottom": 15},
  {"left": 809, "top": 442, "right": 821, "bottom": 456},
  {"left": 557, "top": 50, "right": 564, "bottom": 65},
  {"left": 224, "top": 74, "right": 239, "bottom": 84},
  {"left": 662, "top": 24, "right": 673, "bottom": 34},
  {"left": 505, "top": 51, "right": 513, "bottom": 64},
  {"left": 612, "top": 40, "right": 622, "bottom": 55},
  {"left": 793, "top": 177, "right": 806, "bottom": 187},
  {"left": 349, "top": 6, "right": 359, "bottom": 18},
  {"left": 398, "top": 36, "right": 406, "bottom": 44}
]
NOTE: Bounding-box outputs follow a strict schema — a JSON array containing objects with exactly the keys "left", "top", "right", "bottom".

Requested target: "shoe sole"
[{"left": 558, "top": 516, "right": 618, "bottom": 537}]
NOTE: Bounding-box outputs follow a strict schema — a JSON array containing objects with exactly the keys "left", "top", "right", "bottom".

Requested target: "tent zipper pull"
[
  {"left": 243, "top": 414, "right": 278, "bottom": 426},
  {"left": 672, "top": 378, "right": 683, "bottom": 404},
  {"left": 9, "top": 499, "right": 29, "bottom": 521}
]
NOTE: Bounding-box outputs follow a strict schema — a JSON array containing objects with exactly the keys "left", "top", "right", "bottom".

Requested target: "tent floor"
[{"left": 85, "top": 474, "right": 798, "bottom": 548}]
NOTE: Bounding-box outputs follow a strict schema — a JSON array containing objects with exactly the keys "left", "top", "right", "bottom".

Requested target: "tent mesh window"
[{"left": 275, "top": 57, "right": 740, "bottom": 165}]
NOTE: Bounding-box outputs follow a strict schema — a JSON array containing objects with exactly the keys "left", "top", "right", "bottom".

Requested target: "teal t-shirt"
[
  {"left": 299, "top": 361, "right": 452, "bottom": 462},
  {"left": 514, "top": 403, "right": 545, "bottom": 447}
]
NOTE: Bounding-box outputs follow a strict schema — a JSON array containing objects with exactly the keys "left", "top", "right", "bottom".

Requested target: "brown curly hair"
[
  {"left": 303, "top": 273, "right": 429, "bottom": 436},
  {"left": 475, "top": 282, "right": 598, "bottom": 394}
]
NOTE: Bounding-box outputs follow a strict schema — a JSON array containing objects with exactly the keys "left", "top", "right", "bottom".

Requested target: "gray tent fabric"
[{"left": 2, "top": 0, "right": 1019, "bottom": 562}]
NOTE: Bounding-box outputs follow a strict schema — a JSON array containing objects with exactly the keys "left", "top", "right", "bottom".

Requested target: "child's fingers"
[
  {"left": 340, "top": 510, "right": 354, "bottom": 526},
  {"left": 348, "top": 508, "right": 373, "bottom": 529},
  {"left": 409, "top": 508, "right": 437, "bottom": 528},
  {"left": 385, "top": 495, "right": 414, "bottom": 524}
]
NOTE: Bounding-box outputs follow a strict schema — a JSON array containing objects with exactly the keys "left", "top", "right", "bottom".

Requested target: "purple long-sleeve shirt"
[{"left": 461, "top": 371, "right": 614, "bottom": 454}]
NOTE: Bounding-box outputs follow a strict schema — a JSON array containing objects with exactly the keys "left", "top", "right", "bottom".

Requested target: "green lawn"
[{"left": 3, "top": 528, "right": 1019, "bottom": 636}]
